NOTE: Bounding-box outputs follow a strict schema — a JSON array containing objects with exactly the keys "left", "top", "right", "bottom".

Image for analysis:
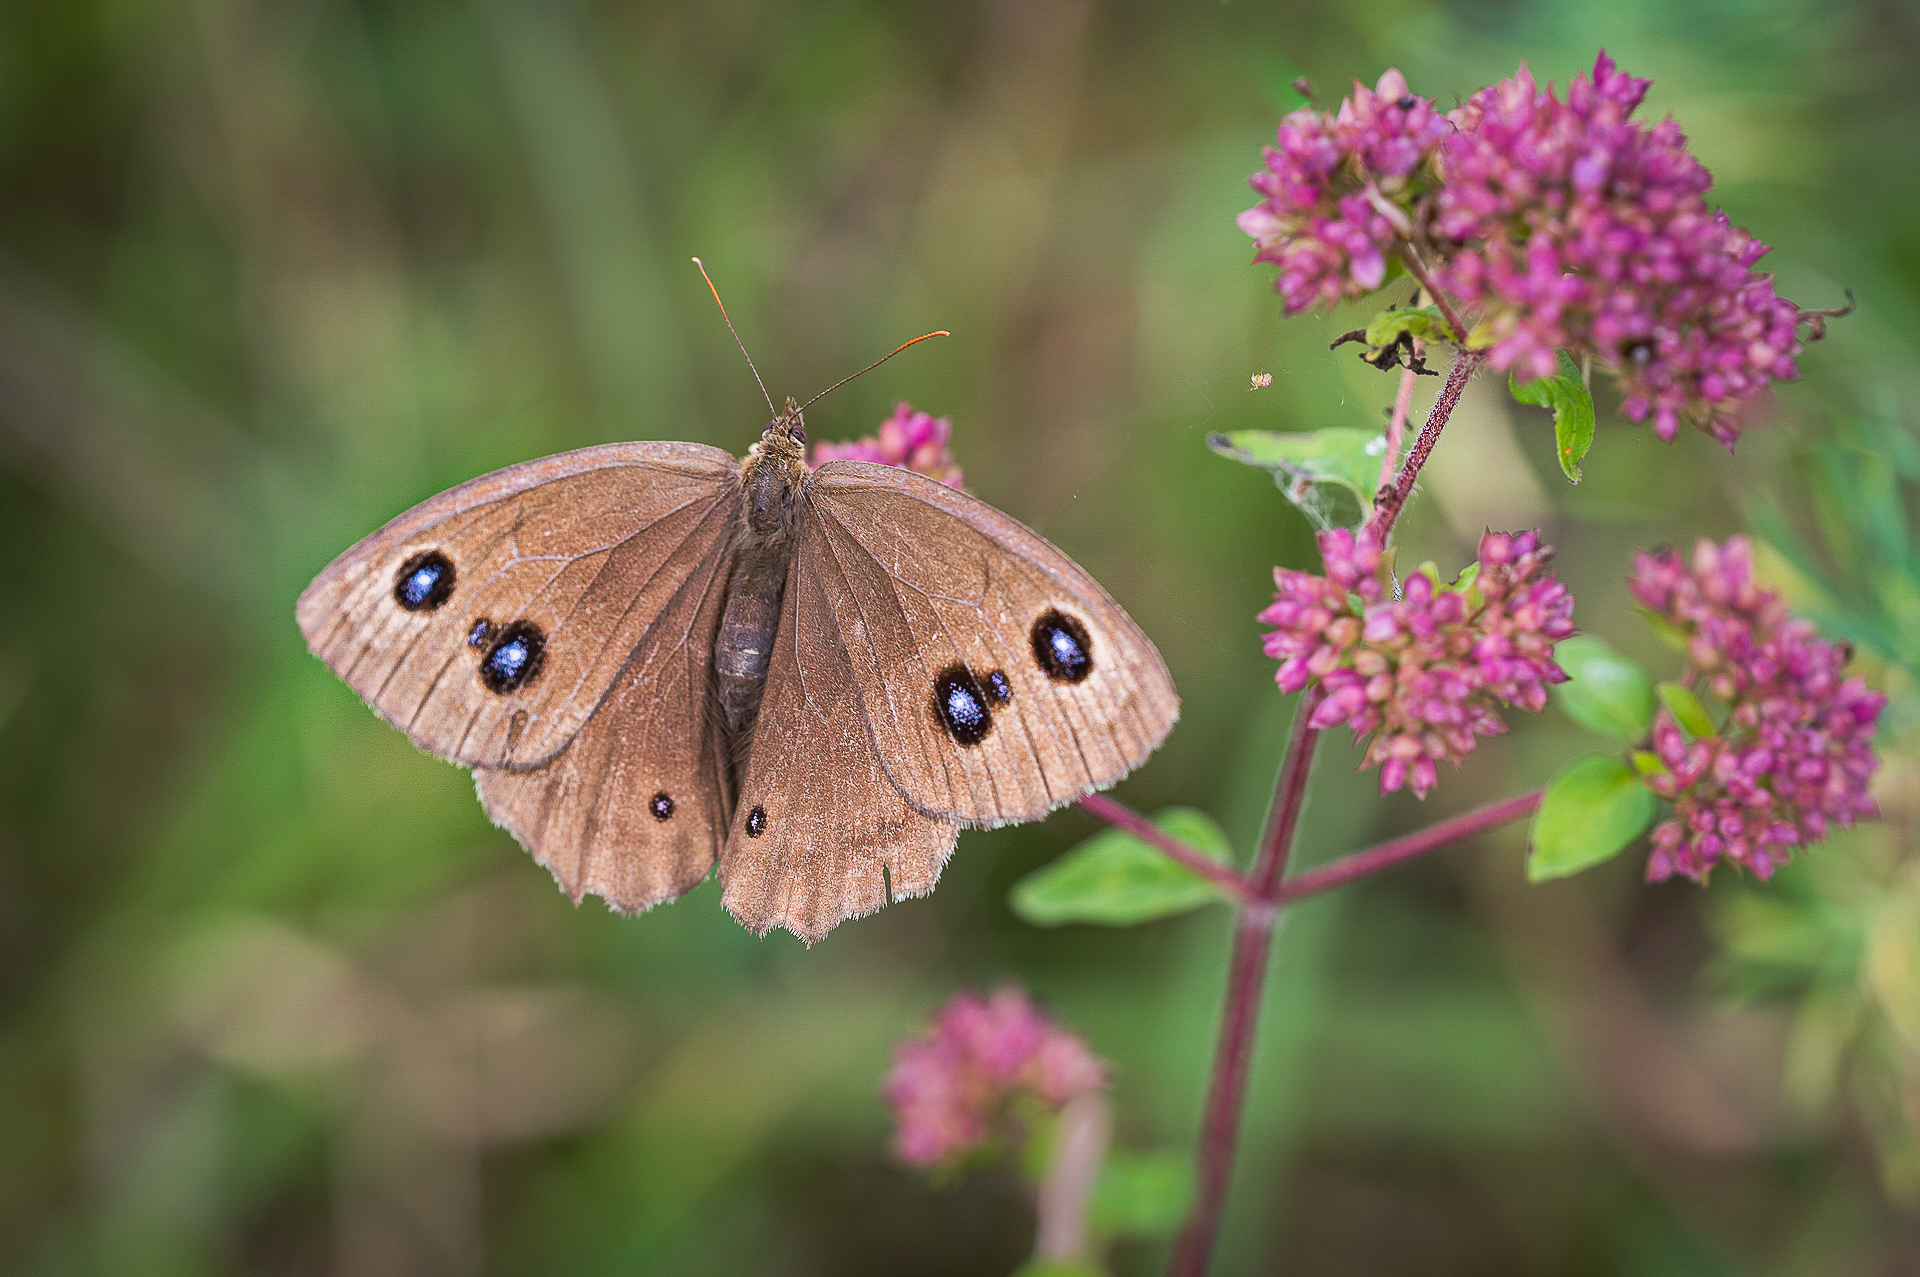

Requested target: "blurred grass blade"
[
  {"left": 479, "top": 0, "right": 685, "bottom": 433},
  {"left": 1091, "top": 1149, "right": 1194, "bottom": 1238}
]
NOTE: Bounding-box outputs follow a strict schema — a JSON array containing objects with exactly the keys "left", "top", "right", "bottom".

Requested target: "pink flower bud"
[
  {"left": 810, "top": 402, "right": 965, "bottom": 488},
  {"left": 1632, "top": 536, "right": 1883, "bottom": 883},
  {"left": 883, "top": 985, "right": 1107, "bottom": 1170},
  {"left": 1260, "top": 528, "right": 1573, "bottom": 797}
]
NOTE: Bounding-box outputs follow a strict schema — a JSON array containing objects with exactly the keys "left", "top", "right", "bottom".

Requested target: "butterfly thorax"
[
  {"left": 714, "top": 400, "right": 809, "bottom": 753},
  {"left": 740, "top": 400, "right": 807, "bottom": 542}
]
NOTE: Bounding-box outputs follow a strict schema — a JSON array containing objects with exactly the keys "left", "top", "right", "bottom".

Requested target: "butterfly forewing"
[
  {"left": 719, "top": 516, "right": 959, "bottom": 943},
  {"left": 296, "top": 442, "right": 739, "bottom": 768},
  {"left": 805, "top": 461, "right": 1178, "bottom": 827},
  {"left": 475, "top": 511, "right": 740, "bottom": 913}
]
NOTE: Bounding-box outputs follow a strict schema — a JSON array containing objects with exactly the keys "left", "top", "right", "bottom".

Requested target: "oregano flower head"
[
  {"left": 1236, "top": 69, "right": 1451, "bottom": 314},
  {"left": 882, "top": 985, "right": 1107, "bottom": 1169},
  {"left": 1237, "top": 51, "right": 1815, "bottom": 447},
  {"left": 1630, "top": 535, "right": 1883, "bottom": 882},
  {"left": 1260, "top": 528, "right": 1574, "bottom": 797},
  {"left": 1435, "top": 53, "right": 1803, "bottom": 446},
  {"left": 810, "top": 401, "right": 965, "bottom": 488}
]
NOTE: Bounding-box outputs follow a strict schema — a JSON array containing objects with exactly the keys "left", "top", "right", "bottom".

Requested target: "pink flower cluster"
[
  {"left": 1630, "top": 536, "right": 1883, "bottom": 882},
  {"left": 882, "top": 985, "right": 1107, "bottom": 1169},
  {"left": 1260, "top": 528, "right": 1574, "bottom": 797},
  {"left": 1435, "top": 54, "right": 1802, "bottom": 446},
  {"left": 1236, "top": 69, "right": 1451, "bottom": 314},
  {"left": 810, "top": 401, "right": 964, "bottom": 488},
  {"left": 1237, "top": 52, "right": 1809, "bottom": 445}
]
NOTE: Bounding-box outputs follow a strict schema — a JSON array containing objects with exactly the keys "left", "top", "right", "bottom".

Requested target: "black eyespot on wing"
[
  {"left": 479, "top": 620, "right": 545, "bottom": 694},
  {"left": 746, "top": 805, "right": 767, "bottom": 837},
  {"left": 649, "top": 792, "right": 674, "bottom": 821},
  {"left": 467, "top": 618, "right": 493, "bottom": 649},
  {"left": 985, "top": 670, "right": 1013, "bottom": 704},
  {"left": 1030, "top": 610, "right": 1093, "bottom": 684},
  {"left": 932, "top": 665, "right": 992, "bottom": 746},
  {"left": 394, "top": 550, "right": 455, "bottom": 612}
]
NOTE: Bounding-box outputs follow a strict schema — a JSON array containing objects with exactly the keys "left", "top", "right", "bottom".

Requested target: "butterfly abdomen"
[
  {"left": 714, "top": 423, "right": 806, "bottom": 738},
  {"left": 715, "top": 547, "right": 789, "bottom": 735}
]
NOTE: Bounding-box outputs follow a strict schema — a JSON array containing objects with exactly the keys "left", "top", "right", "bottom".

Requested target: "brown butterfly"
[{"left": 296, "top": 276, "right": 1178, "bottom": 942}]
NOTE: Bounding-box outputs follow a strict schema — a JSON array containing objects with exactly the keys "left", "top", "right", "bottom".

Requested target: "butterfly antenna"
[
  {"left": 798, "top": 330, "right": 950, "bottom": 413},
  {"left": 692, "top": 257, "right": 775, "bottom": 416}
]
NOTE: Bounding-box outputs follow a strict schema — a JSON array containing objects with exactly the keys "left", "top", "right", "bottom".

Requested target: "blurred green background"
[{"left": 3, "top": 0, "right": 1918, "bottom": 1273}]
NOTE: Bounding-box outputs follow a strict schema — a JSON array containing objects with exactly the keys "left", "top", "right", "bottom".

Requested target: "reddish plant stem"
[
  {"left": 1165, "top": 339, "right": 1491, "bottom": 1275},
  {"left": 1400, "top": 249, "right": 1468, "bottom": 343},
  {"left": 1365, "top": 347, "right": 1479, "bottom": 543},
  {"left": 1074, "top": 793, "right": 1254, "bottom": 904},
  {"left": 1167, "top": 693, "right": 1319, "bottom": 1277},
  {"left": 1250, "top": 692, "right": 1322, "bottom": 897},
  {"left": 1378, "top": 364, "right": 1419, "bottom": 496},
  {"left": 1273, "top": 787, "right": 1543, "bottom": 906}
]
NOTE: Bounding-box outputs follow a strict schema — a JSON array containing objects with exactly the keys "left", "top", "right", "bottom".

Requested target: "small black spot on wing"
[
  {"left": 1030, "top": 610, "right": 1093, "bottom": 683},
  {"left": 467, "top": 618, "right": 493, "bottom": 649},
  {"left": 394, "top": 550, "right": 455, "bottom": 612},
  {"left": 933, "top": 665, "right": 992, "bottom": 746},
  {"left": 985, "top": 670, "right": 1012, "bottom": 704},
  {"left": 746, "top": 805, "right": 768, "bottom": 837},
  {"left": 479, "top": 620, "right": 545, "bottom": 693},
  {"left": 650, "top": 792, "right": 674, "bottom": 821}
]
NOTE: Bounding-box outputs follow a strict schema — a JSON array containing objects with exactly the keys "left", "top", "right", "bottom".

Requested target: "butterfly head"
[{"left": 758, "top": 396, "right": 807, "bottom": 458}]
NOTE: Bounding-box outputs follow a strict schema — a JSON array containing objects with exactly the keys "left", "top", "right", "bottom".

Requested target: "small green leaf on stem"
[
  {"left": 1207, "top": 428, "right": 1387, "bottom": 530},
  {"left": 1630, "top": 750, "right": 1668, "bottom": 776},
  {"left": 1510, "top": 351, "right": 1597, "bottom": 483},
  {"left": 1363, "top": 303, "right": 1444, "bottom": 350},
  {"left": 1011, "top": 807, "right": 1233, "bottom": 926},
  {"left": 1637, "top": 607, "right": 1694, "bottom": 653},
  {"left": 1528, "top": 755, "right": 1658, "bottom": 882},
  {"left": 1551, "top": 635, "right": 1657, "bottom": 741},
  {"left": 1657, "top": 681, "right": 1718, "bottom": 738}
]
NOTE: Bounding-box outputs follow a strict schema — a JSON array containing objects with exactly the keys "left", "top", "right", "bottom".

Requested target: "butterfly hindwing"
[
  {"left": 804, "top": 461, "right": 1178, "bottom": 827},
  {"left": 719, "top": 515, "right": 959, "bottom": 943},
  {"left": 475, "top": 511, "right": 740, "bottom": 914},
  {"left": 296, "top": 442, "right": 740, "bottom": 768}
]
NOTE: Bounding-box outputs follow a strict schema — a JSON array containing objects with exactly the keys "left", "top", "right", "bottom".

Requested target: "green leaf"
[
  {"left": 1657, "top": 681, "right": 1718, "bottom": 738},
  {"left": 1448, "top": 560, "right": 1482, "bottom": 598},
  {"left": 1208, "top": 428, "right": 1387, "bottom": 531},
  {"left": 1550, "top": 635, "right": 1657, "bottom": 741},
  {"left": 1091, "top": 1150, "right": 1194, "bottom": 1238},
  {"left": 1363, "top": 303, "right": 1444, "bottom": 349},
  {"left": 1630, "top": 750, "right": 1667, "bottom": 776},
  {"left": 1527, "top": 755, "right": 1658, "bottom": 882},
  {"left": 1011, "top": 807, "right": 1233, "bottom": 927},
  {"left": 1510, "top": 351, "right": 1597, "bottom": 483},
  {"left": 1011, "top": 1264, "right": 1104, "bottom": 1277},
  {"left": 1636, "top": 607, "right": 1694, "bottom": 653}
]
